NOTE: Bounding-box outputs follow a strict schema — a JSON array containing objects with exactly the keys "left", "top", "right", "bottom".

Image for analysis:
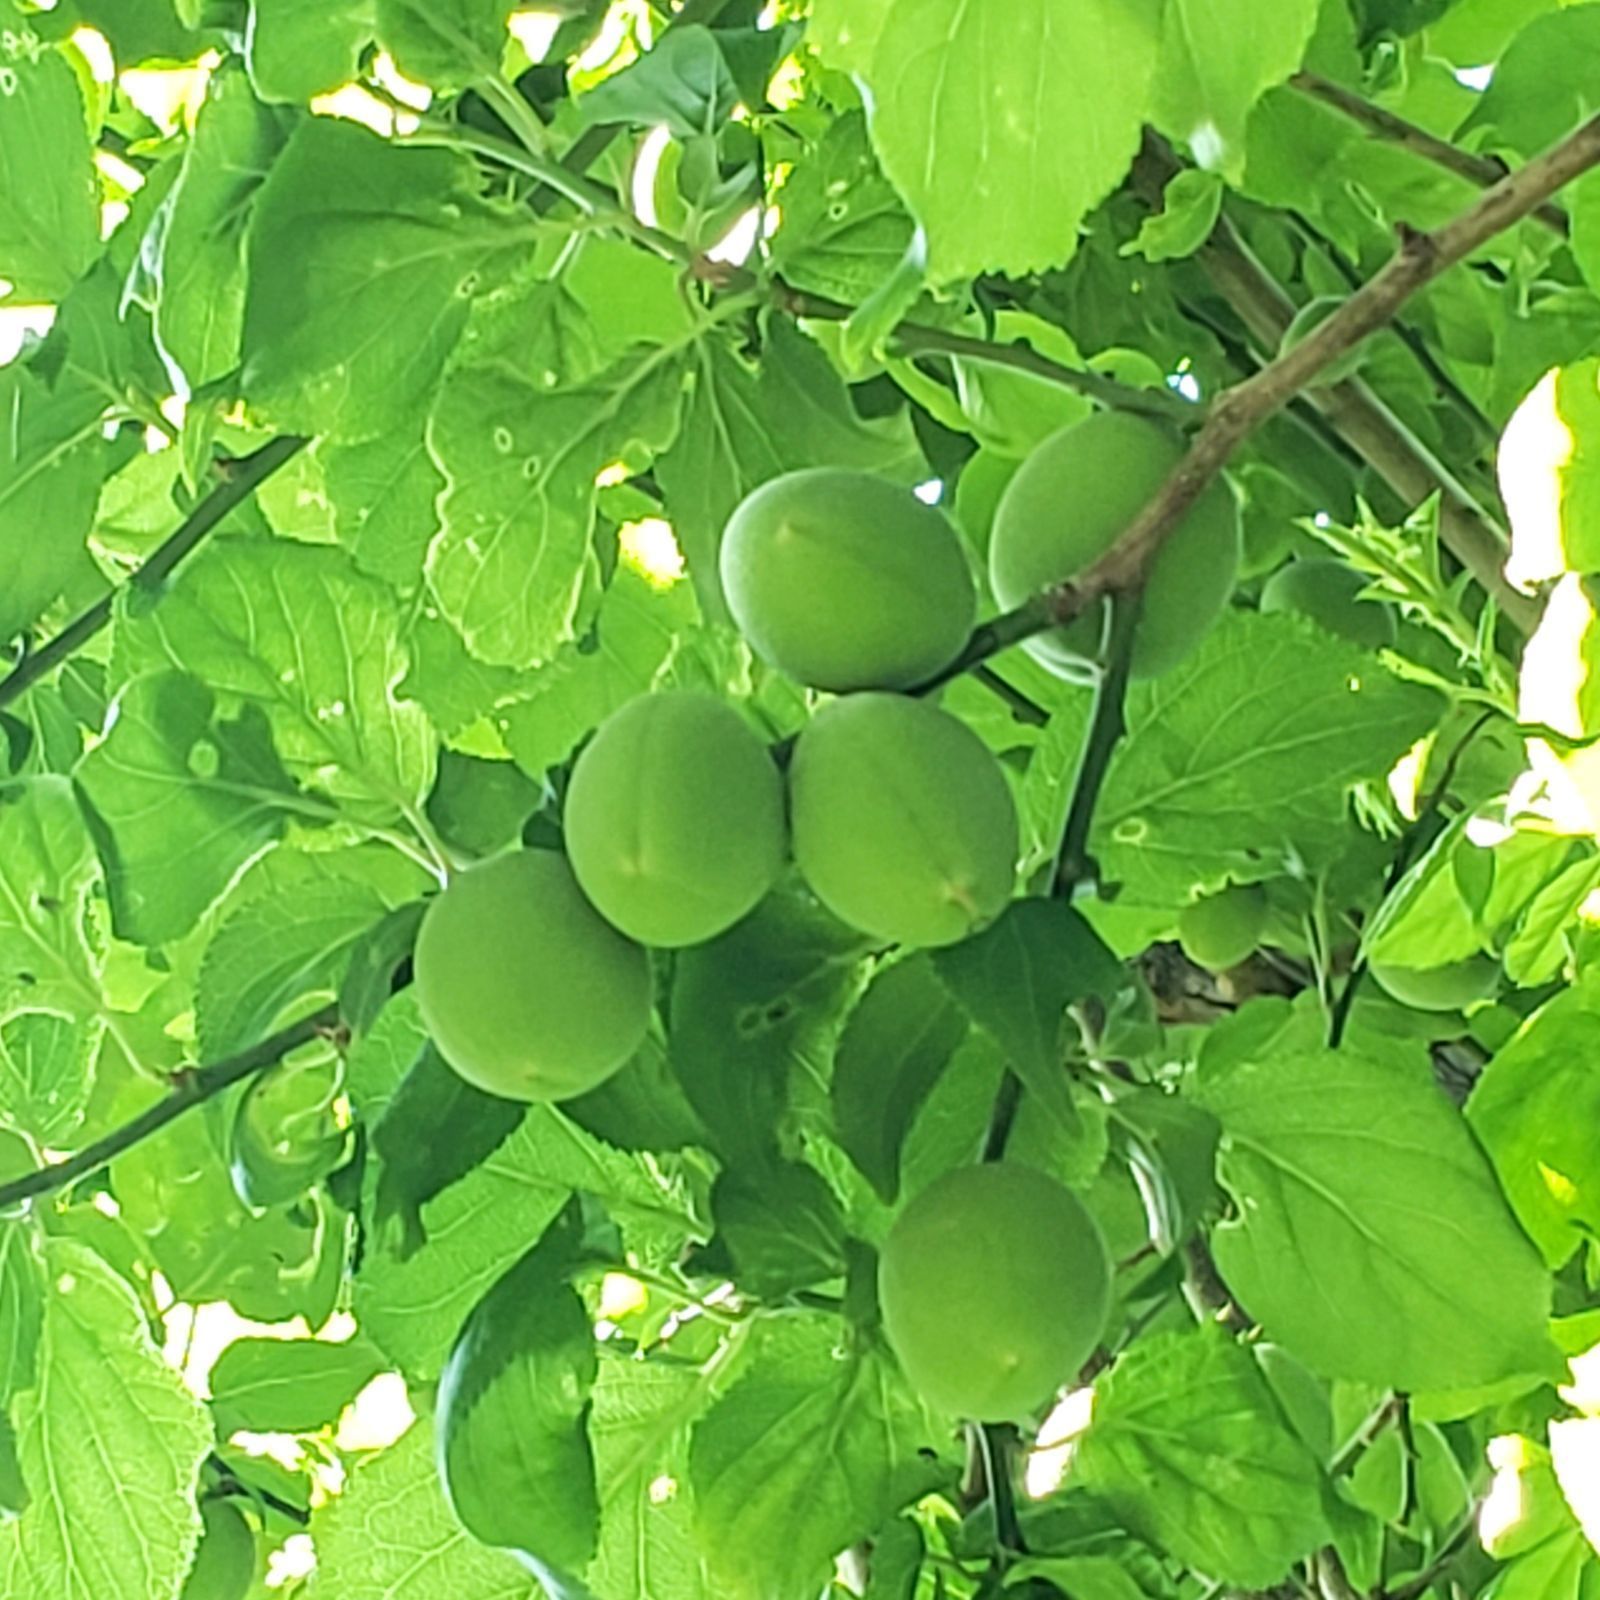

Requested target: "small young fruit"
[
  {"left": 989, "top": 411, "right": 1240, "bottom": 679},
  {"left": 1177, "top": 883, "right": 1269, "bottom": 970},
  {"left": 720, "top": 469, "right": 976, "bottom": 691},
  {"left": 1260, "top": 557, "right": 1397, "bottom": 651},
  {"left": 879, "top": 1163, "right": 1111, "bottom": 1421},
  {"left": 1370, "top": 955, "right": 1499, "bottom": 1013},
  {"left": 789, "top": 694, "right": 1017, "bottom": 948},
  {"left": 414, "top": 850, "right": 651, "bottom": 1102},
  {"left": 565, "top": 691, "right": 786, "bottom": 947},
  {"left": 181, "top": 1499, "right": 255, "bottom": 1600}
]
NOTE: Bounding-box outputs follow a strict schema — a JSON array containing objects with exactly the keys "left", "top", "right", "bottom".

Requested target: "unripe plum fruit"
[
  {"left": 1178, "top": 883, "right": 1269, "bottom": 970},
  {"left": 1370, "top": 955, "right": 1499, "bottom": 1013},
  {"left": 989, "top": 410, "right": 1240, "bottom": 679},
  {"left": 565, "top": 691, "right": 786, "bottom": 947},
  {"left": 789, "top": 694, "right": 1017, "bottom": 948},
  {"left": 1260, "top": 557, "right": 1397, "bottom": 651},
  {"left": 720, "top": 469, "right": 976, "bottom": 691},
  {"left": 414, "top": 850, "right": 651, "bottom": 1102},
  {"left": 879, "top": 1162, "right": 1112, "bottom": 1421}
]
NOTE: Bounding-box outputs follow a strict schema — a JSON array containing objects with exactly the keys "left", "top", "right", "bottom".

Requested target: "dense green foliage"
[{"left": 5, "top": 3, "right": 1600, "bottom": 1600}]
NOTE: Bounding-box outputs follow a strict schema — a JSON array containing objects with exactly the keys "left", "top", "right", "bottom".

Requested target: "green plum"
[
  {"left": 989, "top": 410, "right": 1240, "bottom": 679},
  {"left": 1260, "top": 557, "right": 1397, "bottom": 651},
  {"left": 879, "top": 1162, "right": 1111, "bottom": 1420},
  {"left": 789, "top": 694, "right": 1017, "bottom": 948},
  {"left": 720, "top": 469, "right": 976, "bottom": 691},
  {"left": 414, "top": 850, "right": 651, "bottom": 1102},
  {"left": 565, "top": 691, "right": 786, "bottom": 947}
]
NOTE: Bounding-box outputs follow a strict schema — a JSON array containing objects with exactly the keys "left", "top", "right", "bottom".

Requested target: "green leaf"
[
  {"left": 667, "top": 890, "right": 868, "bottom": 1166},
  {"left": 0, "top": 363, "right": 114, "bottom": 647},
  {"left": 832, "top": 954, "right": 969, "bottom": 1203},
  {"left": 577, "top": 26, "right": 741, "bottom": 137},
  {"left": 0, "top": 7, "right": 99, "bottom": 301},
  {"left": 1005, "top": 1554, "right": 1153, "bottom": 1600},
  {"left": 245, "top": 0, "right": 373, "bottom": 103},
  {"left": 1073, "top": 1327, "right": 1330, "bottom": 1589},
  {"left": 74, "top": 670, "right": 304, "bottom": 944},
  {"left": 1119, "top": 168, "right": 1224, "bottom": 263},
  {"left": 497, "top": 564, "right": 695, "bottom": 780},
  {"left": 306, "top": 1415, "right": 540, "bottom": 1599},
  {"left": 426, "top": 346, "right": 686, "bottom": 667},
  {"left": 0, "top": 1011, "right": 95, "bottom": 1146},
  {"left": 1151, "top": 0, "right": 1320, "bottom": 178},
  {"left": 0, "top": 1226, "right": 42, "bottom": 1401},
  {"left": 810, "top": 0, "right": 1162, "bottom": 279},
  {"left": 437, "top": 1197, "right": 600, "bottom": 1575},
  {"left": 653, "top": 320, "right": 921, "bottom": 620},
  {"left": 587, "top": 1353, "right": 716, "bottom": 1599},
  {"left": 325, "top": 422, "right": 445, "bottom": 590},
  {"left": 112, "top": 1103, "right": 341, "bottom": 1322},
  {"left": 932, "top": 900, "right": 1122, "bottom": 1137},
  {"left": 1195, "top": 1041, "right": 1557, "bottom": 1390},
  {"left": 1460, "top": 7, "right": 1600, "bottom": 159},
  {"left": 688, "top": 1316, "right": 946, "bottom": 1600},
  {"left": 115, "top": 540, "right": 437, "bottom": 823},
  {"left": 209, "top": 1335, "right": 385, "bottom": 1434},
  {"left": 767, "top": 111, "right": 918, "bottom": 307},
  {"left": 1503, "top": 855, "right": 1600, "bottom": 986},
  {"left": 710, "top": 1160, "right": 847, "bottom": 1297},
  {"left": 0, "top": 776, "right": 102, "bottom": 1025},
  {"left": 153, "top": 66, "right": 291, "bottom": 391},
  {"left": 1090, "top": 613, "right": 1443, "bottom": 905},
  {"left": 370, "top": 1041, "right": 526, "bottom": 1258},
  {"left": 375, "top": 0, "right": 510, "bottom": 90},
  {"left": 196, "top": 873, "right": 387, "bottom": 1057},
  {"left": 0, "top": 1241, "right": 212, "bottom": 1600},
  {"left": 1468, "top": 972, "right": 1600, "bottom": 1268},
  {"left": 353, "top": 997, "right": 692, "bottom": 1376},
  {"left": 242, "top": 117, "right": 531, "bottom": 439}
]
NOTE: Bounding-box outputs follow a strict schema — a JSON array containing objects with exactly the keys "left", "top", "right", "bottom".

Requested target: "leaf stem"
[
  {"left": 1289, "top": 72, "right": 1570, "bottom": 238},
  {"left": 0, "top": 435, "right": 308, "bottom": 712},
  {"left": 974, "top": 1421, "right": 1025, "bottom": 1561},
  {"left": 0, "top": 1005, "right": 339, "bottom": 1210}
]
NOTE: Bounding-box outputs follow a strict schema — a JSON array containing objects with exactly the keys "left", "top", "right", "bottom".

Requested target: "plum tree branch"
[
  {"left": 0, "top": 434, "right": 308, "bottom": 713},
  {"left": 1185, "top": 203, "right": 1539, "bottom": 634},
  {"left": 0, "top": 1006, "right": 339, "bottom": 1211},
  {"left": 1063, "top": 116, "right": 1600, "bottom": 634},
  {"left": 1290, "top": 71, "right": 1570, "bottom": 238}
]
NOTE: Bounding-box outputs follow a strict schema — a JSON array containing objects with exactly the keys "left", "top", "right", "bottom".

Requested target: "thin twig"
[
  {"left": 1070, "top": 117, "right": 1600, "bottom": 638},
  {"left": 975, "top": 1421, "right": 1025, "bottom": 1561},
  {"left": 1053, "top": 594, "right": 1141, "bottom": 896},
  {"left": 0, "top": 1006, "right": 339, "bottom": 1210},
  {"left": 980, "top": 1071, "right": 1024, "bottom": 1162},
  {"left": 1290, "top": 72, "right": 1570, "bottom": 238},
  {"left": 0, "top": 435, "right": 308, "bottom": 712}
]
